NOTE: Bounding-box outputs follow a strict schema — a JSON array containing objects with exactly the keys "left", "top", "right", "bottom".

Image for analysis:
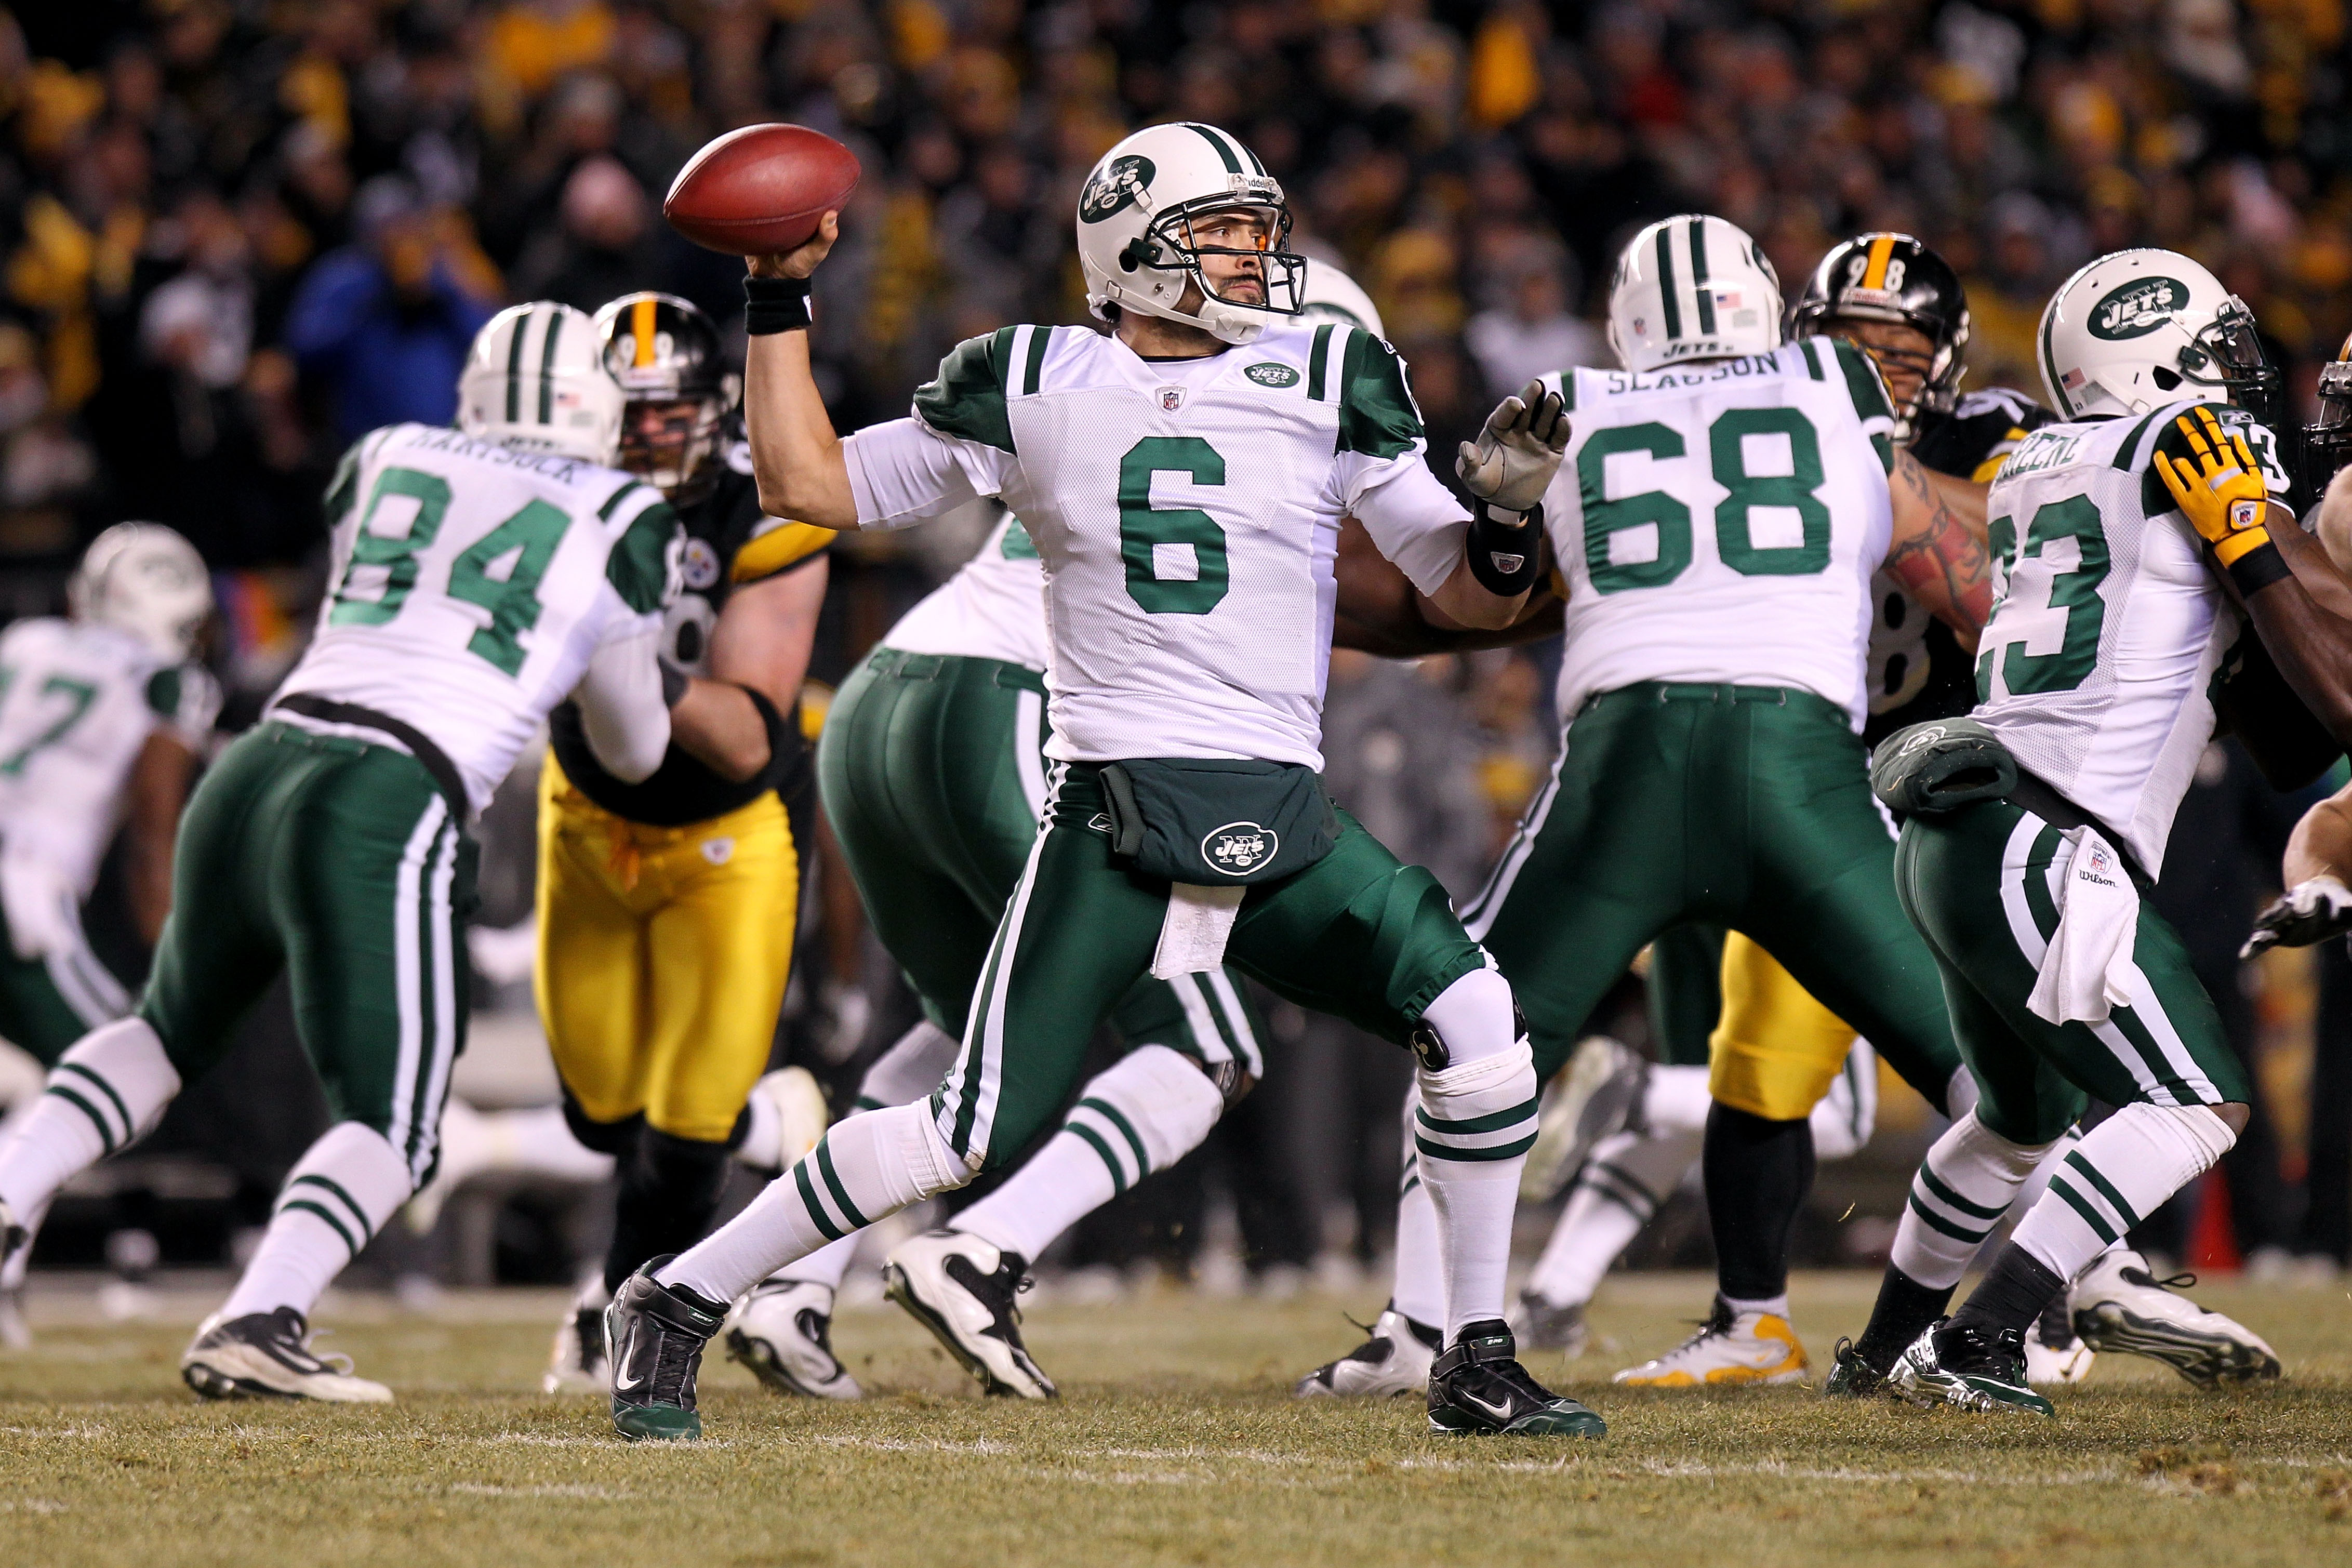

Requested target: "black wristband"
[
  {"left": 1465, "top": 498, "right": 1542, "bottom": 597},
  {"left": 659, "top": 657, "right": 689, "bottom": 709},
  {"left": 743, "top": 275, "right": 813, "bottom": 335},
  {"left": 2225, "top": 537, "right": 2292, "bottom": 596}
]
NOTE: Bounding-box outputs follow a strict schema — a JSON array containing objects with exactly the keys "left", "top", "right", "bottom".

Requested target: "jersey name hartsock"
[
  {"left": 276, "top": 422, "right": 676, "bottom": 815},
  {"left": 845, "top": 321, "right": 1472, "bottom": 770},
  {"left": 1542, "top": 338, "right": 1899, "bottom": 728}
]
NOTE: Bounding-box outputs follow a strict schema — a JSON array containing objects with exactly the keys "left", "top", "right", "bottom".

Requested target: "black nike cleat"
[
  {"left": 1427, "top": 1320, "right": 1606, "bottom": 1437},
  {"left": 605, "top": 1259, "right": 727, "bottom": 1441},
  {"left": 1823, "top": 1337, "right": 1886, "bottom": 1399},
  {"left": 882, "top": 1229, "right": 1055, "bottom": 1398},
  {"left": 1891, "top": 1318, "right": 2053, "bottom": 1416}
]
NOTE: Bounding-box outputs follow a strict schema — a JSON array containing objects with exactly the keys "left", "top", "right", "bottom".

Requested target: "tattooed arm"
[{"left": 1883, "top": 448, "right": 1994, "bottom": 649}]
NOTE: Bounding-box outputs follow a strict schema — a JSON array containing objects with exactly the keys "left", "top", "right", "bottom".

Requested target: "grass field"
[{"left": 4, "top": 1270, "right": 2349, "bottom": 1568}]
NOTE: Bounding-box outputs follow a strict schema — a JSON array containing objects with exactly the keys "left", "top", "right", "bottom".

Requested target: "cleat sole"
[
  {"left": 2073, "top": 1304, "right": 2280, "bottom": 1389},
  {"left": 881, "top": 1260, "right": 1054, "bottom": 1400}
]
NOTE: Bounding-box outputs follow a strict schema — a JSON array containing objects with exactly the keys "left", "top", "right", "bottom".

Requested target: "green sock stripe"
[
  {"left": 1906, "top": 1189, "right": 1995, "bottom": 1243},
  {"left": 286, "top": 1174, "right": 375, "bottom": 1246},
  {"left": 1069, "top": 1124, "right": 1128, "bottom": 1197},
  {"left": 1400, "top": 1173, "right": 1421, "bottom": 1195},
  {"left": 1918, "top": 1165, "right": 2009, "bottom": 1221},
  {"left": 280, "top": 1198, "right": 361, "bottom": 1260},
  {"left": 2062, "top": 1151, "right": 2144, "bottom": 1232},
  {"left": 54, "top": 1062, "right": 130, "bottom": 1145},
  {"left": 1415, "top": 1095, "right": 1539, "bottom": 1136},
  {"left": 2048, "top": 1175, "right": 2121, "bottom": 1245},
  {"left": 1414, "top": 1131, "right": 1537, "bottom": 1164},
  {"left": 793, "top": 1157, "right": 848, "bottom": 1242},
  {"left": 1077, "top": 1097, "right": 1150, "bottom": 1178},
  {"left": 45, "top": 1083, "right": 116, "bottom": 1155},
  {"left": 814, "top": 1138, "right": 872, "bottom": 1232}
]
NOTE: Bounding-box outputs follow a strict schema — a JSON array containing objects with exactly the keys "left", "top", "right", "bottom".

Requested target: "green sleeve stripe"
[
  {"left": 1654, "top": 225, "right": 1682, "bottom": 340},
  {"left": 2112, "top": 406, "right": 2169, "bottom": 470},
  {"left": 323, "top": 439, "right": 367, "bottom": 527},
  {"left": 1305, "top": 323, "right": 1335, "bottom": 402},
  {"left": 598, "top": 479, "right": 650, "bottom": 522},
  {"left": 1687, "top": 218, "right": 1716, "bottom": 335},
  {"left": 1557, "top": 371, "right": 1575, "bottom": 411},
  {"left": 1019, "top": 324, "right": 1051, "bottom": 396},
  {"left": 1832, "top": 338, "right": 1894, "bottom": 423},
  {"left": 1871, "top": 433, "right": 1894, "bottom": 474},
  {"left": 911, "top": 329, "right": 1017, "bottom": 453},
  {"left": 538, "top": 305, "right": 564, "bottom": 424},
  {"left": 1336, "top": 330, "right": 1423, "bottom": 459},
  {"left": 1182, "top": 121, "right": 1243, "bottom": 174},
  {"left": 606, "top": 500, "right": 679, "bottom": 614},
  {"left": 1801, "top": 339, "right": 1826, "bottom": 381}
]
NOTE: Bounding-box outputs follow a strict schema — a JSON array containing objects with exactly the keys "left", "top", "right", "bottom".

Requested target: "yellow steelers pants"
[
  {"left": 535, "top": 753, "right": 800, "bottom": 1144},
  {"left": 1708, "top": 931, "right": 1862, "bottom": 1122}
]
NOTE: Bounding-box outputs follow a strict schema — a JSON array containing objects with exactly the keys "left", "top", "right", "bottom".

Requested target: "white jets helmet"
[
  {"left": 457, "top": 302, "right": 626, "bottom": 466},
  {"left": 68, "top": 522, "right": 211, "bottom": 662},
  {"left": 2036, "top": 248, "right": 2279, "bottom": 423},
  {"left": 1606, "top": 215, "right": 1784, "bottom": 372},
  {"left": 1076, "top": 122, "right": 1305, "bottom": 347},
  {"left": 1300, "top": 259, "right": 1386, "bottom": 339}
]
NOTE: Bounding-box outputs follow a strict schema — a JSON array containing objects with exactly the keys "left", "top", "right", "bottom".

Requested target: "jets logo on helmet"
[
  {"left": 2036, "top": 249, "right": 2279, "bottom": 425},
  {"left": 457, "top": 301, "right": 627, "bottom": 467},
  {"left": 1075, "top": 122, "right": 1305, "bottom": 347},
  {"left": 1791, "top": 233, "right": 1970, "bottom": 440},
  {"left": 1606, "top": 215, "right": 1783, "bottom": 373},
  {"left": 68, "top": 522, "right": 212, "bottom": 663}
]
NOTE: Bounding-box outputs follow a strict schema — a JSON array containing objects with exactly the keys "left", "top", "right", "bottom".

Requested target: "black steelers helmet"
[
  {"left": 1791, "top": 233, "right": 1970, "bottom": 439},
  {"left": 2303, "top": 330, "right": 2352, "bottom": 503},
  {"left": 593, "top": 291, "right": 739, "bottom": 504}
]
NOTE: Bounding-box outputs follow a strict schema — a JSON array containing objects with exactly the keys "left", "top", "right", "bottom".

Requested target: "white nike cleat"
[
  {"left": 181, "top": 1307, "right": 393, "bottom": 1402},
  {"left": 544, "top": 1278, "right": 612, "bottom": 1394},
  {"left": 1612, "top": 1295, "right": 1810, "bottom": 1386},
  {"left": 1520, "top": 1035, "right": 1647, "bottom": 1201},
  {"left": 2070, "top": 1248, "right": 2280, "bottom": 1388},
  {"left": 1294, "top": 1306, "right": 1440, "bottom": 1397},
  {"left": 2024, "top": 1295, "right": 2095, "bottom": 1385},
  {"left": 725, "top": 1278, "right": 861, "bottom": 1399},
  {"left": 737, "top": 1067, "right": 831, "bottom": 1174},
  {"left": 882, "top": 1229, "right": 1055, "bottom": 1399}
]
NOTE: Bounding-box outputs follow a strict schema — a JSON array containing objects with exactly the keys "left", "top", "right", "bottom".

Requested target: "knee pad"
[{"left": 1410, "top": 966, "right": 1523, "bottom": 1072}]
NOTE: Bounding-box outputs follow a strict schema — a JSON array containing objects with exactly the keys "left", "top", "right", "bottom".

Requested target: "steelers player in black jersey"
[{"left": 535, "top": 293, "right": 832, "bottom": 1391}]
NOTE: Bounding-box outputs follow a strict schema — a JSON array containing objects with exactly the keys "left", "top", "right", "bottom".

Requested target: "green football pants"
[
  {"left": 1646, "top": 923, "right": 1724, "bottom": 1068},
  {"left": 934, "top": 763, "right": 1486, "bottom": 1169},
  {"left": 1464, "top": 682, "right": 1960, "bottom": 1106},
  {"left": 818, "top": 646, "right": 1262, "bottom": 1081},
  {"left": 139, "top": 722, "right": 475, "bottom": 1182},
  {"left": 1894, "top": 799, "right": 2247, "bottom": 1145}
]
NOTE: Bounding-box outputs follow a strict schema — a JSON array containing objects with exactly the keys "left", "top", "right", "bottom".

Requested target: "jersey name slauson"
[
  {"left": 843, "top": 320, "right": 1473, "bottom": 770},
  {"left": 277, "top": 421, "right": 677, "bottom": 815},
  {"left": 1973, "top": 396, "right": 2290, "bottom": 872},
  {"left": 1538, "top": 336, "right": 1900, "bottom": 728}
]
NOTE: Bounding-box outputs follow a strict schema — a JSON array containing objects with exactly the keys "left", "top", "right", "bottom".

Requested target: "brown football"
[{"left": 662, "top": 124, "right": 861, "bottom": 256}]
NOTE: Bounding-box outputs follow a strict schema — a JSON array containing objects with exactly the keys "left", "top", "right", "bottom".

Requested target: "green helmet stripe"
[
  {"left": 1182, "top": 122, "right": 1243, "bottom": 174},
  {"left": 504, "top": 308, "right": 530, "bottom": 422},
  {"left": 2039, "top": 305, "right": 2070, "bottom": 417},
  {"left": 1654, "top": 226, "right": 1682, "bottom": 340},
  {"left": 1689, "top": 219, "right": 1716, "bottom": 337},
  {"left": 537, "top": 305, "right": 564, "bottom": 424}
]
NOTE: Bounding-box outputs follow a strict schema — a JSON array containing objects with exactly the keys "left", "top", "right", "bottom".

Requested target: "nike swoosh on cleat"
[
  {"left": 1458, "top": 1390, "right": 1516, "bottom": 1421},
  {"left": 610, "top": 1326, "right": 643, "bottom": 1392}
]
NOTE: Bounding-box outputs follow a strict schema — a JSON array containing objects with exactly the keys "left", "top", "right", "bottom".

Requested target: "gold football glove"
[{"left": 2152, "top": 405, "right": 2273, "bottom": 566}]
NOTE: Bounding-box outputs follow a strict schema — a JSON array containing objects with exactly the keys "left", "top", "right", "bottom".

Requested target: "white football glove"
[
  {"left": 1458, "top": 379, "right": 1570, "bottom": 514},
  {"left": 2242, "top": 874, "right": 2352, "bottom": 958}
]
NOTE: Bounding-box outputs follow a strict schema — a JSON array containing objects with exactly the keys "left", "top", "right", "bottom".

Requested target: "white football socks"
[
  {"left": 1889, "top": 1110, "right": 2053, "bottom": 1290},
  {"left": 221, "top": 1122, "right": 416, "bottom": 1320},
  {"left": 1389, "top": 1093, "right": 1447, "bottom": 1329},
  {"left": 1522, "top": 1126, "right": 1702, "bottom": 1308},
  {"left": 659, "top": 1102, "right": 967, "bottom": 1304},
  {"left": 852, "top": 1019, "right": 963, "bottom": 1111},
  {"left": 2011, "top": 1102, "right": 2235, "bottom": 1283},
  {"left": 1411, "top": 968, "right": 1539, "bottom": 1339},
  {"left": 957, "top": 1044, "right": 1226, "bottom": 1265},
  {"left": 0, "top": 1018, "right": 179, "bottom": 1220},
  {"left": 1636, "top": 1064, "right": 1717, "bottom": 1136}
]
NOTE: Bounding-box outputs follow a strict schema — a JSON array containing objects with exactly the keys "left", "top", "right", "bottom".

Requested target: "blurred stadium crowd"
[{"left": 0, "top": 0, "right": 2348, "bottom": 1291}]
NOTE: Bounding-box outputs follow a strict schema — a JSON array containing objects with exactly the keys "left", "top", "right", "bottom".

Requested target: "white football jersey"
[
  {"left": 276, "top": 423, "right": 678, "bottom": 815},
  {"left": 1542, "top": 337, "right": 1900, "bottom": 727},
  {"left": 882, "top": 507, "right": 1050, "bottom": 673},
  {"left": 845, "top": 322, "right": 1470, "bottom": 768},
  {"left": 0, "top": 617, "right": 219, "bottom": 894},
  {"left": 1973, "top": 397, "right": 2289, "bottom": 872}
]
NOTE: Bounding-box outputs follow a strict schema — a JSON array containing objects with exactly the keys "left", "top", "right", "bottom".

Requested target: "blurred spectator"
[
  {"left": 1465, "top": 237, "right": 1602, "bottom": 394},
  {"left": 283, "top": 175, "right": 498, "bottom": 446},
  {"left": 510, "top": 154, "right": 659, "bottom": 311}
]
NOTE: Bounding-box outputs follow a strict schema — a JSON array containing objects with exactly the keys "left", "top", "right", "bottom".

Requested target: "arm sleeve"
[
  {"left": 843, "top": 417, "right": 1012, "bottom": 530},
  {"left": 1347, "top": 453, "right": 1472, "bottom": 599},
  {"left": 572, "top": 615, "right": 672, "bottom": 784}
]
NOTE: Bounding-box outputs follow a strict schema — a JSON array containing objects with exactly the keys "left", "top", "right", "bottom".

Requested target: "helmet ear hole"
[
  {"left": 2151, "top": 366, "right": 2182, "bottom": 391},
  {"left": 1119, "top": 237, "right": 1150, "bottom": 273}
]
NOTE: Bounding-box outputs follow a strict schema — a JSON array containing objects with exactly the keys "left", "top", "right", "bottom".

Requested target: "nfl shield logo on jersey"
[
  {"left": 1202, "top": 822, "right": 1277, "bottom": 876},
  {"left": 1158, "top": 385, "right": 1187, "bottom": 413}
]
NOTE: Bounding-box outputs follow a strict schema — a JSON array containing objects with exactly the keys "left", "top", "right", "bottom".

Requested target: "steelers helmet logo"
[
  {"left": 1201, "top": 822, "right": 1278, "bottom": 876},
  {"left": 681, "top": 538, "right": 721, "bottom": 591}
]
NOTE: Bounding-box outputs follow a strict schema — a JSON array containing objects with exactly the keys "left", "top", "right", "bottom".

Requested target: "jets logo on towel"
[{"left": 1202, "top": 822, "right": 1277, "bottom": 876}]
